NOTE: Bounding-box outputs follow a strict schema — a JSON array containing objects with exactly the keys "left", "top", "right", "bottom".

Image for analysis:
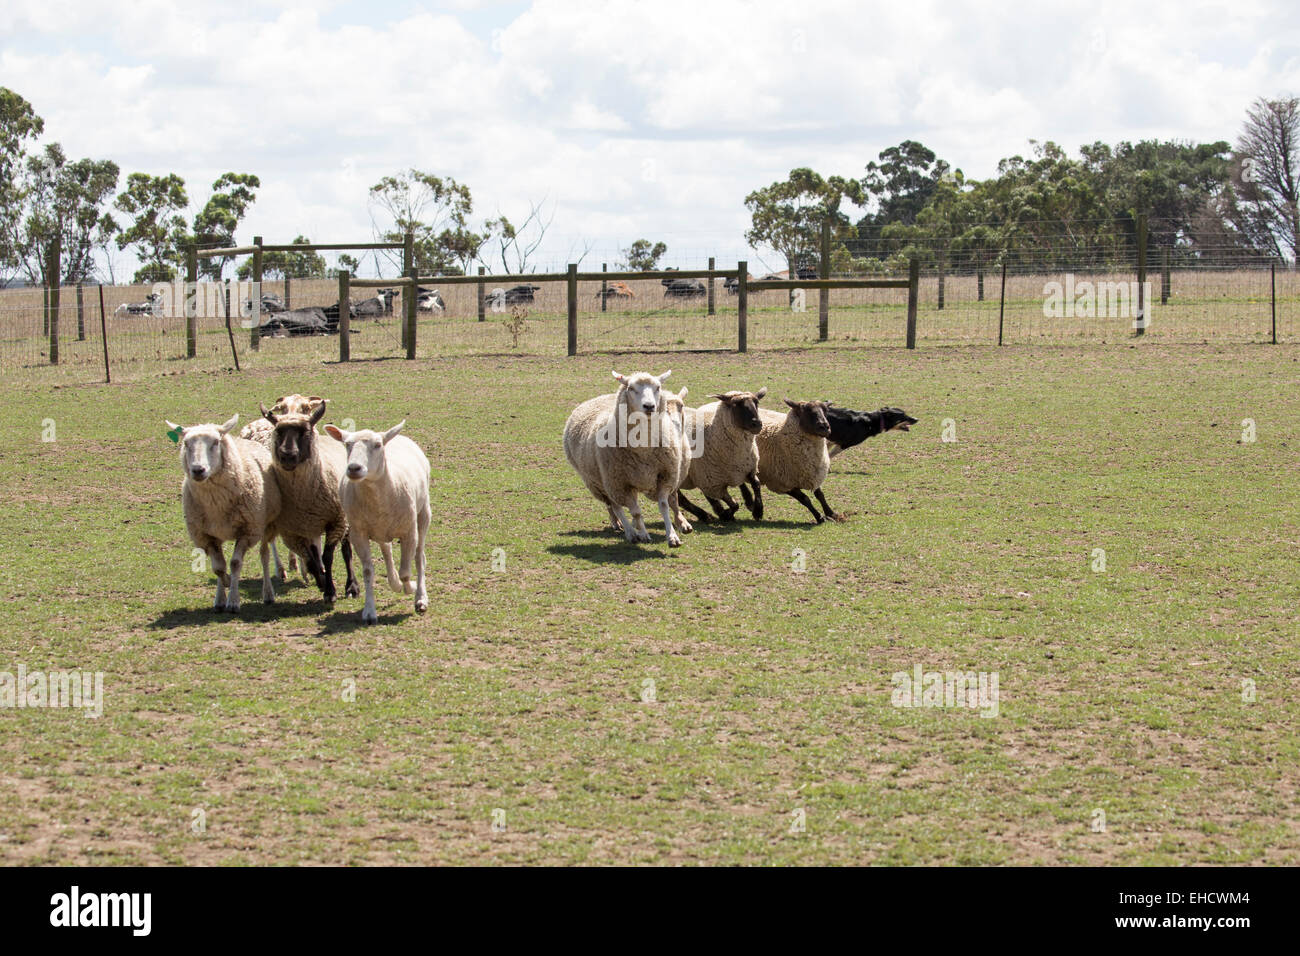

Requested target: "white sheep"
[
  {"left": 563, "top": 371, "right": 692, "bottom": 547},
  {"left": 676, "top": 387, "right": 766, "bottom": 523},
  {"left": 262, "top": 402, "right": 358, "bottom": 604},
  {"left": 324, "top": 421, "right": 431, "bottom": 624},
  {"left": 753, "top": 399, "right": 836, "bottom": 524},
  {"left": 165, "top": 414, "right": 281, "bottom": 611}
]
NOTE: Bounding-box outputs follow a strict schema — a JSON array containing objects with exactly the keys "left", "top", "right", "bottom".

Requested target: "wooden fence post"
[
  {"left": 1161, "top": 246, "right": 1170, "bottom": 305},
  {"left": 42, "top": 285, "right": 49, "bottom": 336},
  {"left": 818, "top": 220, "right": 830, "bottom": 341},
  {"left": 1271, "top": 259, "right": 1277, "bottom": 345},
  {"left": 1135, "top": 214, "right": 1147, "bottom": 336},
  {"left": 477, "top": 266, "right": 486, "bottom": 321},
  {"left": 338, "top": 271, "right": 350, "bottom": 362},
  {"left": 402, "top": 232, "right": 414, "bottom": 352},
  {"left": 222, "top": 278, "right": 240, "bottom": 371},
  {"left": 737, "top": 261, "right": 748, "bottom": 353},
  {"left": 601, "top": 263, "right": 608, "bottom": 313},
  {"left": 997, "top": 259, "right": 1007, "bottom": 346},
  {"left": 97, "top": 284, "right": 110, "bottom": 383},
  {"left": 977, "top": 255, "right": 985, "bottom": 302},
  {"left": 906, "top": 258, "right": 919, "bottom": 349},
  {"left": 185, "top": 243, "right": 198, "bottom": 357},
  {"left": 284, "top": 274, "right": 291, "bottom": 311},
  {"left": 566, "top": 263, "right": 578, "bottom": 356},
  {"left": 250, "top": 236, "right": 262, "bottom": 350},
  {"left": 47, "top": 238, "right": 61, "bottom": 365},
  {"left": 707, "top": 257, "right": 716, "bottom": 317},
  {"left": 936, "top": 254, "right": 945, "bottom": 311},
  {"left": 76, "top": 282, "right": 85, "bottom": 341}
]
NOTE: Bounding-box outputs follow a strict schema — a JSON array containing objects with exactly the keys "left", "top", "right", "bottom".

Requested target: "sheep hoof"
[
  {"left": 346, "top": 581, "right": 361, "bottom": 598},
  {"left": 667, "top": 534, "right": 682, "bottom": 547},
  {"left": 415, "top": 597, "right": 428, "bottom": 613},
  {"left": 678, "top": 520, "right": 693, "bottom": 535},
  {"left": 361, "top": 610, "right": 378, "bottom": 625}
]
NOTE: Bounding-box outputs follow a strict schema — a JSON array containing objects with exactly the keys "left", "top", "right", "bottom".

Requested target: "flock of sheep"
[
  {"left": 167, "top": 394, "right": 430, "bottom": 623},
  {"left": 168, "top": 376, "right": 914, "bottom": 620},
  {"left": 563, "top": 370, "right": 916, "bottom": 547}
]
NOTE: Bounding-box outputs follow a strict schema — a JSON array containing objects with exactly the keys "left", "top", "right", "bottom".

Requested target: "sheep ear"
[
  {"left": 784, "top": 398, "right": 799, "bottom": 410},
  {"left": 659, "top": 370, "right": 671, "bottom": 382},
  {"left": 711, "top": 393, "right": 727, "bottom": 402},
  {"left": 324, "top": 425, "right": 345, "bottom": 442},
  {"left": 612, "top": 371, "right": 627, "bottom": 385},
  {"left": 383, "top": 420, "right": 406, "bottom": 444},
  {"left": 219, "top": 415, "right": 239, "bottom": 434},
  {"left": 677, "top": 387, "right": 688, "bottom": 401},
  {"left": 165, "top": 420, "right": 184, "bottom": 435},
  {"left": 260, "top": 402, "right": 276, "bottom": 424},
  {"left": 755, "top": 387, "right": 768, "bottom": 400},
  {"left": 309, "top": 402, "right": 327, "bottom": 426}
]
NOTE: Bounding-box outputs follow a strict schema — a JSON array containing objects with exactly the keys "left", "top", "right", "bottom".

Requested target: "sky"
[{"left": 3, "top": 0, "right": 1298, "bottom": 277}]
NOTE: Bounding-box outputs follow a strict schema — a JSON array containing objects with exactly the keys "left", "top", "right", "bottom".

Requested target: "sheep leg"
[
  {"left": 259, "top": 538, "right": 276, "bottom": 604},
  {"left": 605, "top": 505, "right": 627, "bottom": 534},
  {"left": 382, "top": 542, "right": 402, "bottom": 592},
  {"left": 668, "top": 491, "right": 692, "bottom": 535},
  {"left": 657, "top": 496, "right": 683, "bottom": 547},
  {"left": 398, "top": 534, "right": 415, "bottom": 594},
  {"left": 814, "top": 488, "right": 840, "bottom": 521},
  {"left": 706, "top": 493, "right": 738, "bottom": 522},
  {"left": 625, "top": 497, "right": 651, "bottom": 544},
  {"left": 787, "top": 489, "right": 824, "bottom": 524},
  {"left": 352, "top": 534, "right": 377, "bottom": 625},
  {"left": 676, "top": 490, "right": 712, "bottom": 524},
  {"left": 270, "top": 540, "right": 286, "bottom": 584},
  {"left": 413, "top": 509, "right": 429, "bottom": 614},
  {"left": 341, "top": 537, "right": 360, "bottom": 598},
  {"left": 226, "top": 537, "right": 251, "bottom": 612},
  {"left": 206, "top": 544, "right": 228, "bottom": 610},
  {"left": 748, "top": 476, "right": 764, "bottom": 519}
]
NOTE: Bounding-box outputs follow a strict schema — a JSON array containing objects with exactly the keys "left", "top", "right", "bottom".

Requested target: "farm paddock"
[{"left": 0, "top": 343, "right": 1297, "bottom": 865}]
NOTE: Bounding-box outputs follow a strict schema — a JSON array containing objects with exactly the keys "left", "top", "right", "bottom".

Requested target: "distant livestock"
[
  {"left": 595, "top": 282, "right": 635, "bottom": 302},
  {"left": 661, "top": 278, "right": 706, "bottom": 298},
  {"left": 487, "top": 284, "right": 542, "bottom": 307},
  {"left": 114, "top": 293, "right": 163, "bottom": 318},
  {"left": 723, "top": 274, "right": 755, "bottom": 294},
  {"left": 416, "top": 287, "right": 445, "bottom": 312}
]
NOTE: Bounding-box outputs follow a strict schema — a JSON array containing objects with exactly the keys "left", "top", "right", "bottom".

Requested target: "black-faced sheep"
[
  {"left": 752, "top": 399, "right": 835, "bottom": 523},
  {"left": 676, "top": 388, "right": 766, "bottom": 523}
]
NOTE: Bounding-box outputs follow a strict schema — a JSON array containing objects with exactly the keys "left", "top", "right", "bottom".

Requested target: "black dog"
[{"left": 825, "top": 405, "right": 917, "bottom": 457}]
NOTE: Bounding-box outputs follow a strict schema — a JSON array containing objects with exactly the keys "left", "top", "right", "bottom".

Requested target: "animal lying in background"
[
  {"left": 661, "top": 277, "right": 705, "bottom": 298},
  {"left": 326, "top": 421, "right": 431, "bottom": 624},
  {"left": 416, "top": 287, "right": 445, "bottom": 312},
  {"left": 676, "top": 388, "right": 766, "bottom": 524},
  {"left": 166, "top": 414, "right": 280, "bottom": 612},
  {"left": 752, "top": 399, "right": 835, "bottom": 524},
  {"left": 114, "top": 293, "right": 163, "bottom": 318},
  {"left": 595, "top": 282, "right": 635, "bottom": 302},
  {"left": 825, "top": 405, "right": 917, "bottom": 457}
]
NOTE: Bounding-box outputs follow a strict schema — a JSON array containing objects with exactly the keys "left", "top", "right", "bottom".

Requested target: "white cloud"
[{"left": 4, "top": 0, "right": 1298, "bottom": 275}]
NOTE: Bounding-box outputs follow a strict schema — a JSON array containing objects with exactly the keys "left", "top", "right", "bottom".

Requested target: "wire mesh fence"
[{"left": 2, "top": 223, "right": 1295, "bottom": 384}]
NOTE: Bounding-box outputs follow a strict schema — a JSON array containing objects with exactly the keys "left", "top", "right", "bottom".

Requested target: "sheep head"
[
  {"left": 613, "top": 370, "right": 671, "bottom": 417},
  {"left": 265, "top": 402, "right": 325, "bottom": 472},
  {"left": 783, "top": 398, "right": 832, "bottom": 438},
  {"left": 712, "top": 387, "right": 767, "bottom": 434},
  {"left": 166, "top": 415, "right": 239, "bottom": 482},
  {"left": 325, "top": 421, "right": 405, "bottom": 482}
]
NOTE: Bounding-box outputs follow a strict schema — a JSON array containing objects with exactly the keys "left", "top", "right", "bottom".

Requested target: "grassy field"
[{"left": 1, "top": 342, "right": 1297, "bottom": 864}]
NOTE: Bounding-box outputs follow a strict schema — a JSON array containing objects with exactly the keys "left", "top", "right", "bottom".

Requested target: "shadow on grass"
[
  {"left": 547, "top": 533, "right": 670, "bottom": 564},
  {"left": 146, "top": 576, "right": 363, "bottom": 630}
]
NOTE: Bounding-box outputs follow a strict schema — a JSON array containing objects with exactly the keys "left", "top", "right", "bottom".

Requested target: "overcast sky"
[{"left": 4, "top": 0, "right": 1298, "bottom": 276}]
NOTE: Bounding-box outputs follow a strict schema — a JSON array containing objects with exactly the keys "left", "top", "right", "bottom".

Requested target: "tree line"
[{"left": 744, "top": 96, "right": 1299, "bottom": 276}]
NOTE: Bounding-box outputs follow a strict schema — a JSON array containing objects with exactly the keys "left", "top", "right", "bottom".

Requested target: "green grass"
[{"left": 0, "top": 342, "right": 1297, "bottom": 864}]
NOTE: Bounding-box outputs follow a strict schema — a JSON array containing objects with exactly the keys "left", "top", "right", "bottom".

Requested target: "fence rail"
[{"left": 2, "top": 219, "right": 1295, "bottom": 383}]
